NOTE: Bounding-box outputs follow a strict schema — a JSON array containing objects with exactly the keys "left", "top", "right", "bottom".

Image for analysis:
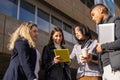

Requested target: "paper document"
[
  {"left": 98, "top": 23, "right": 115, "bottom": 44},
  {"left": 54, "top": 49, "right": 70, "bottom": 62}
]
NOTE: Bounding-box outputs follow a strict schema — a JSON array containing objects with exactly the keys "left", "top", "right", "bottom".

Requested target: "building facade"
[
  {"left": 0, "top": 0, "right": 120, "bottom": 79},
  {"left": 0, "top": 0, "right": 97, "bottom": 54}
]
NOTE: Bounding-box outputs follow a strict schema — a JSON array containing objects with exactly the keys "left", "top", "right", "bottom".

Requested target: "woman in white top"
[{"left": 70, "top": 24, "right": 101, "bottom": 80}]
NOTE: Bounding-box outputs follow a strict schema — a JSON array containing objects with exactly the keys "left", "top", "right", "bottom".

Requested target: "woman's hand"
[
  {"left": 79, "top": 55, "right": 87, "bottom": 64},
  {"left": 80, "top": 54, "right": 92, "bottom": 64},
  {"left": 87, "top": 54, "right": 98, "bottom": 64},
  {"left": 54, "top": 55, "right": 62, "bottom": 64}
]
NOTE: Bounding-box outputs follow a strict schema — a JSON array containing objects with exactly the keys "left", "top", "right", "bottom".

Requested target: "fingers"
[
  {"left": 80, "top": 54, "right": 93, "bottom": 63},
  {"left": 54, "top": 55, "right": 62, "bottom": 64},
  {"left": 80, "top": 55, "right": 87, "bottom": 63}
]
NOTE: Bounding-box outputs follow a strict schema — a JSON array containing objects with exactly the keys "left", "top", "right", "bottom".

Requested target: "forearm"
[
  {"left": 102, "top": 39, "right": 120, "bottom": 50},
  {"left": 90, "top": 60, "right": 98, "bottom": 64}
]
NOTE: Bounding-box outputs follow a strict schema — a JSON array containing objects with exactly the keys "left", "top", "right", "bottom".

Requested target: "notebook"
[
  {"left": 54, "top": 49, "right": 70, "bottom": 62},
  {"left": 98, "top": 23, "right": 115, "bottom": 44}
]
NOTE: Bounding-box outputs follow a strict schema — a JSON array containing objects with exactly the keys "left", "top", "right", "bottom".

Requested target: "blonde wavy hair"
[{"left": 8, "top": 22, "right": 37, "bottom": 50}]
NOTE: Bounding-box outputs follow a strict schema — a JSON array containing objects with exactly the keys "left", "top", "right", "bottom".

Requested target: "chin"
[
  {"left": 56, "top": 42, "right": 61, "bottom": 44},
  {"left": 33, "top": 39, "right": 37, "bottom": 42},
  {"left": 95, "top": 20, "right": 99, "bottom": 24}
]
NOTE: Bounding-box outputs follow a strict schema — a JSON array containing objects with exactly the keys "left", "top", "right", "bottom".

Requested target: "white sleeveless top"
[{"left": 34, "top": 49, "right": 41, "bottom": 78}]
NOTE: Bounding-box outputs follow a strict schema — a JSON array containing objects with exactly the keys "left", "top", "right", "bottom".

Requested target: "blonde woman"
[{"left": 3, "top": 22, "right": 40, "bottom": 80}]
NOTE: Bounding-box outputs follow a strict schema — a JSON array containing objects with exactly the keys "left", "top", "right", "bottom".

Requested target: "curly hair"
[{"left": 8, "top": 22, "right": 37, "bottom": 50}]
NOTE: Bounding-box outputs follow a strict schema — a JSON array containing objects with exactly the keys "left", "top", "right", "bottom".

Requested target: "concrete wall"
[
  {"left": 0, "top": 13, "right": 21, "bottom": 53},
  {"left": 44, "top": 0, "right": 96, "bottom": 32},
  {"left": 0, "top": 13, "right": 77, "bottom": 80},
  {"left": 115, "top": 3, "right": 120, "bottom": 16},
  {"left": 0, "top": 12, "right": 74, "bottom": 53}
]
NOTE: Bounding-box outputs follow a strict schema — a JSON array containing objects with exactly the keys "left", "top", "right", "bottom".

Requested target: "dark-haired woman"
[
  {"left": 41, "top": 27, "right": 71, "bottom": 80},
  {"left": 70, "top": 24, "right": 101, "bottom": 80}
]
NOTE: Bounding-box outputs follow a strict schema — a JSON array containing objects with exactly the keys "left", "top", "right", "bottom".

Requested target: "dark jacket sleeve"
[
  {"left": 102, "top": 18, "right": 120, "bottom": 50},
  {"left": 15, "top": 40, "right": 36, "bottom": 80},
  {"left": 41, "top": 45, "right": 55, "bottom": 71}
]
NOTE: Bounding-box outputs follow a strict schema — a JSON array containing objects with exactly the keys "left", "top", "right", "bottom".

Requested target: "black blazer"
[
  {"left": 3, "top": 37, "right": 37, "bottom": 80},
  {"left": 41, "top": 43, "right": 71, "bottom": 80}
]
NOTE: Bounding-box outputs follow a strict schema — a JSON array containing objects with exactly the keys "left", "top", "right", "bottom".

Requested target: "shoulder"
[
  {"left": 43, "top": 44, "right": 49, "bottom": 49},
  {"left": 89, "top": 39, "right": 97, "bottom": 46},
  {"left": 86, "top": 39, "right": 97, "bottom": 45},
  {"left": 61, "top": 45, "right": 66, "bottom": 49},
  {"left": 110, "top": 16, "right": 120, "bottom": 23},
  {"left": 14, "top": 38, "right": 31, "bottom": 52},
  {"left": 43, "top": 44, "right": 53, "bottom": 50},
  {"left": 15, "top": 37, "right": 29, "bottom": 47},
  {"left": 74, "top": 43, "right": 80, "bottom": 48},
  {"left": 91, "top": 39, "right": 97, "bottom": 44}
]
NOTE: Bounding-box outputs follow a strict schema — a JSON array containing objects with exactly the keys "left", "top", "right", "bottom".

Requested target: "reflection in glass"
[
  {"left": 38, "top": 9, "right": 49, "bottom": 22},
  {"left": 63, "top": 23, "right": 72, "bottom": 34},
  {"left": 0, "top": 0, "right": 18, "bottom": 18},
  {"left": 63, "top": 30, "right": 73, "bottom": 43},
  {"left": 51, "top": 16, "right": 62, "bottom": 28},
  {"left": 37, "top": 18, "right": 50, "bottom": 33},
  {"left": 19, "top": 0, "right": 35, "bottom": 22},
  {"left": 37, "top": 9, "right": 50, "bottom": 32}
]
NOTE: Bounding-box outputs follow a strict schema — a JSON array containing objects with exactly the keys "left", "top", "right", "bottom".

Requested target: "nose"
[
  {"left": 58, "top": 36, "right": 61, "bottom": 39},
  {"left": 37, "top": 32, "right": 39, "bottom": 35},
  {"left": 75, "top": 32, "right": 79, "bottom": 36},
  {"left": 91, "top": 17, "right": 94, "bottom": 21}
]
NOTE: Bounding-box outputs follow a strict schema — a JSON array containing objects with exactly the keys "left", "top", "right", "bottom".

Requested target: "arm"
[
  {"left": 41, "top": 46, "right": 55, "bottom": 71},
  {"left": 15, "top": 40, "right": 36, "bottom": 80},
  {"left": 87, "top": 40, "right": 99, "bottom": 64},
  {"left": 88, "top": 40, "right": 97, "bottom": 54},
  {"left": 90, "top": 54, "right": 98, "bottom": 64},
  {"left": 70, "top": 46, "right": 76, "bottom": 60},
  {"left": 102, "top": 19, "right": 120, "bottom": 50},
  {"left": 81, "top": 54, "right": 99, "bottom": 64},
  {"left": 68, "top": 46, "right": 77, "bottom": 65}
]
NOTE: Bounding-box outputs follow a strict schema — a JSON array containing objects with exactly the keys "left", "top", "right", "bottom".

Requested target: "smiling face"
[
  {"left": 90, "top": 7, "right": 103, "bottom": 25},
  {"left": 52, "top": 31, "right": 62, "bottom": 44},
  {"left": 74, "top": 26, "right": 85, "bottom": 40},
  {"left": 30, "top": 26, "right": 38, "bottom": 42}
]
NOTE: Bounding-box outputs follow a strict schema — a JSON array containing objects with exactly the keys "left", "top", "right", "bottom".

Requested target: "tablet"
[
  {"left": 98, "top": 23, "right": 115, "bottom": 44},
  {"left": 54, "top": 49, "right": 70, "bottom": 62}
]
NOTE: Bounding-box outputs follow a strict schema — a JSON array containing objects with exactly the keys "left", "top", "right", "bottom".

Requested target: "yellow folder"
[{"left": 54, "top": 49, "right": 70, "bottom": 62}]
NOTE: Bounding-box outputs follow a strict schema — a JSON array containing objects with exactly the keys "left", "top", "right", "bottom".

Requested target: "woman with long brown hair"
[{"left": 41, "top": 27, "right": 71, "bottom": 80}]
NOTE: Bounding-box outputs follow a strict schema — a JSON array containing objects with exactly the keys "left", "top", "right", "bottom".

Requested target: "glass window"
[
  {"left": 87, "top": 0, "right": 94, "bottom": 8},
  {"left": 38, "top": 9, "right": 49, "bottom": 22},
  {"left": 115, "top": 0, "right": 120, "bottom": 9},
  {"left": 80, "top": 0, "right": 94, "bottom": 8},
  {"left": 37, "top": 8, "right": 50, "bottom": 32},
  {"left": 63, "top": 23, "right": 72, "bottom": 34},
  {"left": 51, "top": 16, "right": 62, "bottom": 28},
  {"left": 80, "top": 0, "right": 86, "bottom": 4},
  {"left": 0, "top": 0, "right": 18, "bottom": 18},
  {"left": 19, "top": 0, "right": 35, "bottom": 22}
]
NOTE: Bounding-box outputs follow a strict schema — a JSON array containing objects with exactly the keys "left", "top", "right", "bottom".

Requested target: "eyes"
[
  {"left": 53, "top": 31, "right": 62, "bottom": 39},
  {"left": 55, "top": 34, "right": 62, "bottom": 37},
  {"left": 91, "top": 13, "right": 94, "bottom": 17},
  {"left": 75, "top": 30, "right": 81, "bottom": 35},
  {"left": 91, "top": 12, "right": 95, "bottom": 17}
]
